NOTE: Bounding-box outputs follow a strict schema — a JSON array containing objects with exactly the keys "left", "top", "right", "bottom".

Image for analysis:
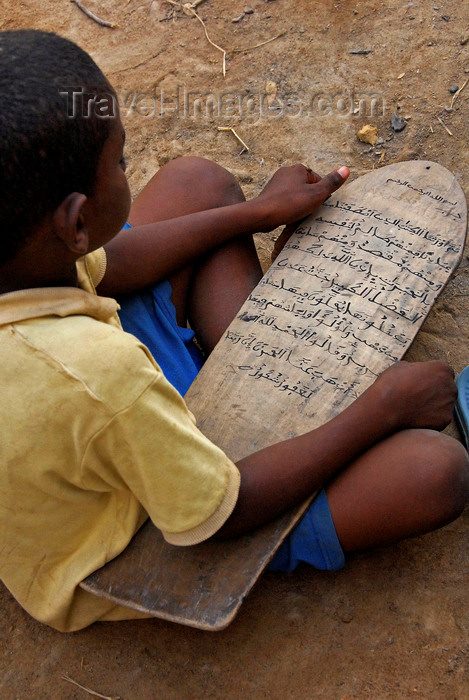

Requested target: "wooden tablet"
[{"left": 81, "top": 160, "right": 467, "bottom": 630}]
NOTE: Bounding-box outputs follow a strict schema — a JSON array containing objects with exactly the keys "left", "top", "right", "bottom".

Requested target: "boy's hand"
[
  {"left": 369, "top": 360, "right": 457, "bottom": 432},
  {"left": 254, "top": 164, "right": 350, "bottom": 232}
]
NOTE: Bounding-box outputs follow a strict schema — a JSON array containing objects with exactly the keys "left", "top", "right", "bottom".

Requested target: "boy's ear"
[{"left": 52, "top": 193, "right": 89, "bottom": 255}]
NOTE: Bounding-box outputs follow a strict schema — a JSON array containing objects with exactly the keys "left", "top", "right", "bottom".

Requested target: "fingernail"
[{"left": 338, "top": 166, "right": 350, "bottom": 178}]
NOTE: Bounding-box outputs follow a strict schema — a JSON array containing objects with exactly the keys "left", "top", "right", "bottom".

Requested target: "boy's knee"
[
  {"left": 163, "top": 156, "right": 245, "bottom": 206},
  {"left": 416, "top": 430, "right": 469, "bottom": 522}
]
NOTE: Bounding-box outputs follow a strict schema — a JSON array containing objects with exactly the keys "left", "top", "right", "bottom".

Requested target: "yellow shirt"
[{"left": 0, "top": 250, "right": 240, "bottom": 631}]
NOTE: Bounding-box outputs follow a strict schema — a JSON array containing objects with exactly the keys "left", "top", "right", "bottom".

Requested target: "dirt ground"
[{"left": 2, "top": 0, "right": 469, "bottom": 697}]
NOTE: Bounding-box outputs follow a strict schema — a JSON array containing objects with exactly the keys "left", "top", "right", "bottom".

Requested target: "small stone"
[
  {"left": 445, "top": 106, "right": 452, "bottom": 113},
  {"left": 441, "top": 14, "right": 450, "bottom": 21},
  {"left": 449, "top": 84, "right": 459, "bottom": 93},
  {"left": 244, "top": 6, "right": 254, "bottom": 13},
  {"left": 428, "top": 41, "right": 435, "bottom": 45},
  {"left": 391, "top": 112, "right": 406, "bottom": 131},
  {"left": 232, "top": 13, "right": 244, "bottom": 22},
  {"left": 340, "top": 612, "right": 354, "bottom": 623},
  {"left": 357, "top": 124, "right": 378, "bottom": 145}
]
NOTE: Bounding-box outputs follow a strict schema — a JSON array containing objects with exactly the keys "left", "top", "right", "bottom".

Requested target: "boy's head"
[{"left": 0, "top": 30, "right": 129, "bottom": 265}]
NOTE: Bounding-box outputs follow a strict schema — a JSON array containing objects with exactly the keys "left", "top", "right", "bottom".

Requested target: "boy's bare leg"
[
  {"left": 128, "top": 156, "right": 262, "bottom": 353},
  {"left": 127, "top": 160, "right": 469, "bottom": 550},
  {"left": 326, "top": 428, "right": 469, "bottom": 552}
]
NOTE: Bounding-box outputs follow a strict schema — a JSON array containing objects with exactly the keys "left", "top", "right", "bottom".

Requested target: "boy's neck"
[
  {"left": 0, "top": 241, "right": 79, "bottom": 294},
  {"left": 0, "top": 266, "right": 79, "bottom": 294}
]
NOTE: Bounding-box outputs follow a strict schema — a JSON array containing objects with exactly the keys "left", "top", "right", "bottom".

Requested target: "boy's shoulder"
[{"left": 0, "top": 279, "right": 163, "bottom": 416}]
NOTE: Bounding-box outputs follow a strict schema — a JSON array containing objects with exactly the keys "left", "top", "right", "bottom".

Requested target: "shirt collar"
[{"left": 0, "top": 287, "right": 120, "bottom": 327}]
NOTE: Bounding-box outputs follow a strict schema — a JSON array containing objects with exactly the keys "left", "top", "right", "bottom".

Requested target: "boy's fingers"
[{"left": 315, "top": 166, "right": 350, "bottom": 198}]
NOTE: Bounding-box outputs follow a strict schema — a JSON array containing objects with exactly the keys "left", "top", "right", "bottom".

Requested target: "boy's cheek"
[
  {"left": 105, "top": 174, "right": 131, "bottom": 233},
  {"left": 88, "top": 181, "right": 131, "bottom": 249},
  {"left": 119, "top": 176, "right": 132, "bottom": 223}
]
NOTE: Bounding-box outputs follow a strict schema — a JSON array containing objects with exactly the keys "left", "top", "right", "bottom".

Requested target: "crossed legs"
[
  {"left": 128, "top": 156, "right": 262, "bottom": 354},
  {"left": 326, "top": 428, "right": 469, "bottom": 552},
  {"left": 128, "top": 156, "right": 469, "bottom": 554}
]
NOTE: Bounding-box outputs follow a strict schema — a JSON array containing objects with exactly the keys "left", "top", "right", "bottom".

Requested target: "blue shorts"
[
  {"left": 117, "top": 224, "right": 345, "bottom": 572},
  {"left": 116, "top": 225, "right": 204, "bottom": 397}
]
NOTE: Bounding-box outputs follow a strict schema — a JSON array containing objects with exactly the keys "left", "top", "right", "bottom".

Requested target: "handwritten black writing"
[{"left": 229, "top": 187, "right": 461, "bottom": 415}]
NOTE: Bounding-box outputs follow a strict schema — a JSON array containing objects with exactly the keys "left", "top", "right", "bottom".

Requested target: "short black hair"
[{"left": 0, "top": 30, "right": 115, "bottom": 263}]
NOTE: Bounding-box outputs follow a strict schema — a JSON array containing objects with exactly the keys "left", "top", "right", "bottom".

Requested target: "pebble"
[
  {"left": 244, "top": 6, "right": 254, "bottom": 13},
  {"left": 340, "top": 612, "right": 354, "bottom": 623},
  {"left": 232, "top": 13, "right": 244, "bottom": 22},
  {"left": 357, "top": 124, "right": 378, "bottom": 145},
  {"left": 449, "top": 84, "right": 459, "bottom": 93},
  {"left": 391, "top": 112, "right": 406, "bottom": 131}
]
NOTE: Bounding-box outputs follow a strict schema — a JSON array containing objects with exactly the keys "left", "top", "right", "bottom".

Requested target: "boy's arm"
[
  {"left": 98, "top": 165, "right": 349, "bottom": 297},
  {"left": 215, "top": 360, "right": 457, "bottom": 538}
]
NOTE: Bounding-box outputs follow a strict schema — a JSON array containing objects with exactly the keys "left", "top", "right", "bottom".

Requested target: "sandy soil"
[{"left": 1, "top": 0, "right": 469, "bottom": 697}]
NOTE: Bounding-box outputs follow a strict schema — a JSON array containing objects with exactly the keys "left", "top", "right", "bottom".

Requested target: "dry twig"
[
  {"left": 377, "top": 150, "right": 386, "bottom": 164},
  {"left": 71, "top": 0, "right": 116, "bottom": 28},
  {"left": 166, "top": 1, "right": 284, "bottom": 76},
  {"left": 166, "top": 0, "right": 227, "bottom": 74},
  {"left": 449, "top": 78, "right": 469, "bottom": 109},
  {"left": 217, "top": 127, "right": 250, "bottom": 153},
  {"left": 436, "top": 115, "right": 453, "bottom": 136},
  {"left": 231, "top": 32, "right": 287, "bottom": 54},
  {"left": 61, "top": 674, "right": 121, "bottom": 700}
]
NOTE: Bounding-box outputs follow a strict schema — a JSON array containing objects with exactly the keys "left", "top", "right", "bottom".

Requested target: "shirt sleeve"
[{"left": 80, "top": 366, "right": 241, "bottom": 545}]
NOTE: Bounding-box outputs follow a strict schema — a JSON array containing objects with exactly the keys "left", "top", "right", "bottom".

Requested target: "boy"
[{"left": 0, "top": 30, "right": 467, "bottom": 632}]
